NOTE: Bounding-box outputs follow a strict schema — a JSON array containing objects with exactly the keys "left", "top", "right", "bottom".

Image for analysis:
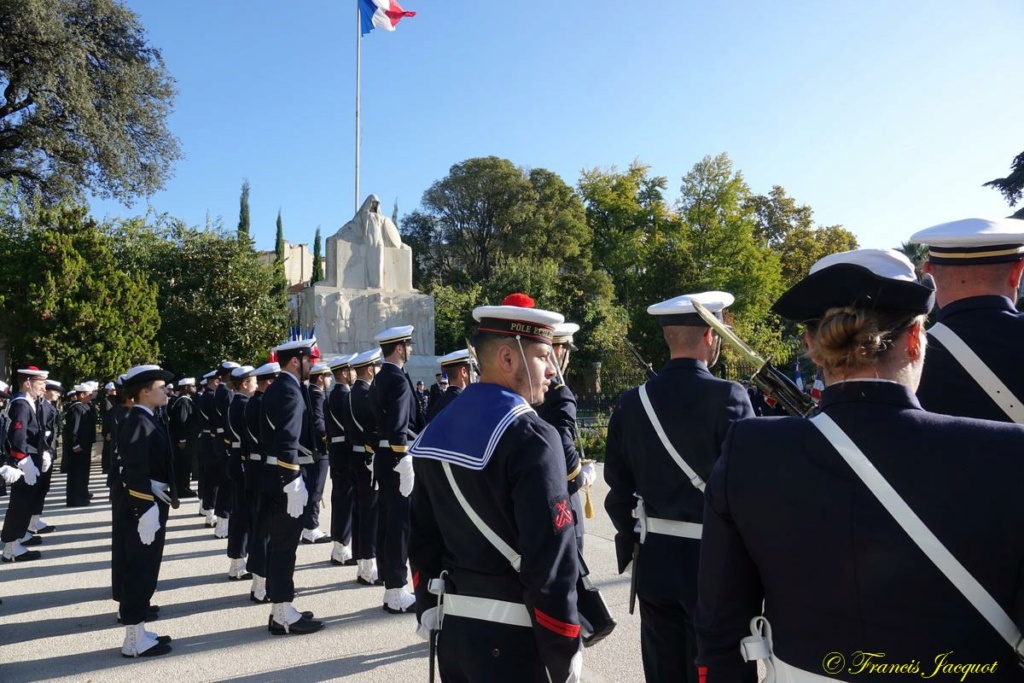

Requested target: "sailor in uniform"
[
  {"left": 536, "top": 323, "right": 595, "bottom": 552},
  {"left": 326, "top": 353, "right": 359, "bottom": 566},
  {"left": 695, "top": 249, "right": 1024, "bottom": 681},
  {"left": 226, "top": 365, "right": 256, "bottom": 581},
  {"left": 409, "top": 293, "right": 583, "bottom": 683},
  {"left": 259, "top": 339, "right": 323, "bottom": 635},
  {"left": 210, "top": 361, "right": 240, "bottom": 539},
  {"left": 347, "top": 349, "right": 383, "bottom": 586},
  {"left": 168, "top": 377, "right": 199, "bottom": 498},
  {"left": 114, "top": 364, "right": 175, "bottom": 658},
  {"left": 64, "top": 383, "right": 97, "bottom": 507},
  {"left": 2, "top": 367, "right": 50, "bottom": 562},
  {"left": 909, "top": 217, "right": 1024, "bottom": 423},
  {"left": 197, "top": 370, "right": 218, "bottom": 527},
  {"left": 370, "top": 325, "right": 425, "bottom": 614},
  {"left": 300, "top": 362, "right": 332, "bottom": 545},
  {"left": 425, "top": 349, "right": 473, "bottom": 423},
  {"left": 244, "top": 361, "right": 279, "bottom": 603},
  {"left": 29, "top": 379, "right": 61, "bottom": 535},
  {"left": 604, "top": 292, "right": 754, "bottom": 683}
]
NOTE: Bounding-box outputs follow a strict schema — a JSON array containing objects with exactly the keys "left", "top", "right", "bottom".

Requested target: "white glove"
[
  {"left": 138, "top": 505, "right": 160, "bottom": 545},
  {"left": 283, "top": 476, "right": 309, "bottom": 519},
  {"left": 150, "top": 480, "right": 172, "bottom": 505},
  {"left": 415, "top": 605, "right": 440, "bottom": 641},
  {"left": 394, "top": 456, "right": 414, "bottom": 497},
  {"left": 0, "top": 465, "right": 24, "bottom": 484},
  {"left": 580, "top": 462, "right": 597, "bottom": 488},
  {"left": 365, "top": 452, "right": 374, "bottom": 473},
  {"left": 17, "top": 457, "right": 39, "bottom": 486},
  {"left": 41, "top": 451, "right": 52, "bottom": 473},
  {"left": 567, "top": 649, "right": 583, "bottom": 683}
]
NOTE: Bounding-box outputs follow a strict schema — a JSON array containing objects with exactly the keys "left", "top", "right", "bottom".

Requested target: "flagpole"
[{"left": 355, "top": 0, "right": 361, "bottom": 214}]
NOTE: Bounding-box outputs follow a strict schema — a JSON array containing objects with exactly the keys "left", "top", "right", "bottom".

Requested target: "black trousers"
[
  {"left": 329, "top": 454, "right": 355, "bottom": 546},
  {"left": 32, "top": 466, "right": 53, "bottom": 516},
  {"left": 115, "top": 496, "right": 168, "bottom": 625},
  {"left": 375, "top": 468, "right": 410, "bottom": 589},
  {"left": 65, "top": 448, "right": 91, "bottom": 505},
  {"left": 101, "top": 436, "right": 113, "bottom": 473},
  {"left": 638, "top": 595, "right": 699, "bottom": 683},
  {"left": 246, "top": 487, "right": 269, "bottom": 577},
  {"left": 175, "top": 440, "right": 195, "bottom": 494},
  {"left": 110, "top": 483, "right": 125, "bottom": 602},
  {"left": 1, "top": 478, "right": 35, "bottom": 543},
  {"left": 438, "top": 616, "right": 548, "bottom": 682},
  {"left": 227, "top": 476, "right": 250, "bottom": 559},
  {"left": 350, "top": 458, "right": 378, "bottom": 560},
  {"left": 265, "top": 497, "right": 303, "bottom": 603},
  {"left": 202, "top": 442, "right": 232, "bottom": 517},
  {"left": 301, "top": 457, "right": 329, "bottom": 531}
]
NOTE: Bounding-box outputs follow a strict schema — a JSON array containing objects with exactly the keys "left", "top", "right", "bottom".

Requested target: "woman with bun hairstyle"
[{"left": 695, "top": 249, "right": 1024, "bottom": 682}]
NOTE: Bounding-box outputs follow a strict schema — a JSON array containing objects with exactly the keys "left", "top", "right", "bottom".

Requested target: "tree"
[
  {"left": 746, "top": 185, "right": 814, "bottom": 249},
  {"left": 237, "top": 180, "right": 251, "bottom": 241},
  {"left": 272, "top": 209, "right": 287, "bottom": 299},
  {"left": 896, "top": 241, "right": 929, "bottom": 277},
  {"left": 0, "top": 203, "right": 160, "bottom": 381},
  {"left": 107, "top": 216, "right": 290, "bottom": 378},
  {"left": 984, "top": 151, "right": 1024, "bottom": 219},
  {"left": 0, "top": 0, "right": 181, "bottom": 205},
  {"left": 311, "top": 227, "right": 323, "bottom": 283}
]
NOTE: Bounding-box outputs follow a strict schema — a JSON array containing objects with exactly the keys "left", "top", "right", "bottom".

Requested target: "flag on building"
[{"left": 360, "top": 0, "right": 416, "bottom": 36}]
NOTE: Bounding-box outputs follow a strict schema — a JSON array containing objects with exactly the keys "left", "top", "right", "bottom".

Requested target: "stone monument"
[{"left": 302, "top": 194, "right": 438, "bottom": 383}]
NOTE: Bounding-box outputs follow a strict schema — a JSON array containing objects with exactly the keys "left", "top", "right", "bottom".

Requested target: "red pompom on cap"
[{"left": 501, "top": 293, "right": 535, "bottom": 308}]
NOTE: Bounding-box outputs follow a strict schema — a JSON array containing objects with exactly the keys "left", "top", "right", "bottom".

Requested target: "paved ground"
[{"left": 0, "top": 451, "right": 644, "bottom": 682}]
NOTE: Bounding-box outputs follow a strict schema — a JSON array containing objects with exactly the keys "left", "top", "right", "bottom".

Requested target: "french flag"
[
  {"left": 360, "top": 0, "right": 416, "bottom": 36},
  {"left": 810, "top": 370, "right": 825, "bottom": 403}
]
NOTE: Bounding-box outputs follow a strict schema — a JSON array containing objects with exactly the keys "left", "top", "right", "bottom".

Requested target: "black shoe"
[
  {"left": 1, "top": 550, "right": 41, "bottom": 563},
  {"left": 87, "top": 493, "right": 95, "bottom": 499},
  {"left": 31, "top": 525, "right": 56, "bottom": 535},
  {"left": 229, "top": 572, "right": 253, "bottom": 581},
  {"left": 329, "top": 557, "right": 358, "bottom": 566},
  {"left": 66, "top": 500, "right": 91, "bottom": 508},
  {"left": 21, "top": 535, "right": 42, "bottom": 547},
  {"left": 121, "top": 642, "right": 172, "bottom": 658},
  {"left": 250, "top": 592, "right": 271, "bottom": 604},
  {"left": 300, "top": 534, "right": 332, "bottom": 545},
  {"left": 155, "top": 635, "right": 172, "bottom": 644},
  {"left": 267, "top": 615, "right": 323, "bottom": 635},
  {"left": 179, "top": 490, "right": 198, "bottom": 499}
]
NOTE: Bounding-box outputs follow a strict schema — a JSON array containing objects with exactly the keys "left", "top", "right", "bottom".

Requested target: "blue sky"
[{"left": 89, "top": 0, "right": 1024, "bottom": 253}]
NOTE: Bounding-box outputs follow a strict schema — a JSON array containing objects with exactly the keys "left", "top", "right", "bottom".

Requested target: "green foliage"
[
  {"left": 984, "top": 150, "right": 1024, "bottom": 218},
  {"left": 0, "top": 0, "right": 181, "bottom": 205},
  {"left": 238, "top": 180, "right": 251, "bottom": 240},
  {"left": 107, "top": 216, "right": 290, "bottom": 378},
  {"left": 0, "top": 203, "right": 160, "bottom": 382},
  {"left": 311, "top": 227, "right": 324, "bottom": 283},
  {"left": 272, "top": 210, "right": 287, "bottom": 300},
  {"left": 429, "top": 282, "right": 483, "bottom": 355},
  {"left": 896, "top": 241, "right": 929, "bottom": 277}
]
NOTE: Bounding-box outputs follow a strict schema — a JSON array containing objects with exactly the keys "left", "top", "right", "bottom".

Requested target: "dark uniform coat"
[
  {"left": 410, "top": 382, "right": 581, "bottom": 682},
  {"left": 917, "top": 295, "right": 1024, "bottom": 422},
  {"left": 696, "top": 381, "right": 1024, "bottom": 681},
  {"left": 63, "top": 400, "right": 96, "bottom": 505},
  {"left": 346, "top": 378, "right": 379, "bottom": 561},
  {"left": 425, "top": 384, "right": 462, "bottom": 423},
  {"left": 1, "top": 394, "right": 42, "bottom": 544},
  {"left": 536, "top": 383, "right": 583, "bottom": 496}
]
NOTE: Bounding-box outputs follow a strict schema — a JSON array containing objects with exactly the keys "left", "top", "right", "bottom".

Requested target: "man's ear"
[
  {"left": 497, "top": 343, "right": 515, "bottom": 373},
  {"left": 1008, "top": 260, "right": 1024, "bottom": 289},
  {"left": 703, "top": 327, "right": 715, "bottom": 346}
]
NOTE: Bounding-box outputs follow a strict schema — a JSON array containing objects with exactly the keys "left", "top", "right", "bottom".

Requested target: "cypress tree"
[
  {"left": 311, "top": 227, "right": 324, "bottom": 283},
  {"left": 238, "top": 179, "right": 251, "bottom": 241}
]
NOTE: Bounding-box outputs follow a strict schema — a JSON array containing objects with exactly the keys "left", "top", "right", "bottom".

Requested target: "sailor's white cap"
[
  {"left": 909, "top": 217, "right": 1024, "bottom": 265},
  {"left": 350, "top": 349, "right": 383, "bottom": 368},
  {"left": 647, "top": 291, "right": 735, "bottom": 326},
  {"left": 374, "top": 325, "right": 415, "bottom": 345}
]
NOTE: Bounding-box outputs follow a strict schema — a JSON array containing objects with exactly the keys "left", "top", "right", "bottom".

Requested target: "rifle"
[
  {"left": 691, "top": 301, "right": 816, "bottom": 418},
  {"left": 622, "top": 338, "right": 657, "bottom": 381}
]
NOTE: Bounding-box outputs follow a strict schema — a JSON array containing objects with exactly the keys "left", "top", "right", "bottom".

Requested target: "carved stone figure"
[{"left": 326, "top": 194, "right": 412, "bottom": 291}]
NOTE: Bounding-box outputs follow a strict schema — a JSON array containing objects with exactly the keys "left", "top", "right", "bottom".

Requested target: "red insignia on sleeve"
[
  {"left": 533, "top": 607, "right": 581, "bottom": 638},
  {"left": 12, "top": 421, "right": 22, "bottom": 430},
  {"left": 699, "top": 666, "right": 708, "bottom": 683},
  {"left": 551, "top": 495, "right": 574, "bottom": 533}
]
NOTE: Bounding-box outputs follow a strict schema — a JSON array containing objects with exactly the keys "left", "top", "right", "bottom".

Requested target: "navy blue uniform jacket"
[
  {"left": 326, "top": 384, "right": 352, "bottom": 464},
  {"left": 536, "top": 383, "right": 583, "bottom": 495},
  {"left": 118, "top": 406, "right": 173, "bottom": 515},
  {"left": 307, "top": 384, "right": 328, "bottom": 456},
  {"left": 425, "top": 384, "right": 462, "bottom": 423},
  {"left": 696, "top": 381, "right": 1024, "bottom": 681},
  {"left": 260, "top": 372, "right": 314, "bottom": 492},
  {"left": 348, "top": 379, "right": 376, "bottom": 457},
  {"left": 604, "top": 358, "right": 754, "bottom": 601},
  {"left": 6, "top": 395, "right": 41, "bottom": 467},
  {"left": 409, "top": 392, "right": 580, "bottom": 681},
  {"left": 370, "top": 362, "right": 424, "bottom": 470},
  {"left": 917, "top": 295, "right": 1024, "bottom": 422}
]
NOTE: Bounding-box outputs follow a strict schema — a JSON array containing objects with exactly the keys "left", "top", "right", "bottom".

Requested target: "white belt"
[
  {"left": 230, "top": 441, "right": 241, "bottom": 448},
  {"left": 298, "top": 456, "right": 314, "bottom": 465},
  {"left": 442, "top": 594, "right": 531, "bottom": 629},
  {"left": 646, "top": 518, "right": 702, "bottom": 540},
  {"left": 265, "top": 456, "right": 278, "bottom": 465},
  {"left": 352, "top": 445, "right": 366, "bottom": 453},
  {"left": 201, "top": 429, "right": 210, "bottom": 434},
  {"left": 216, "top": 428, "right": 224, "bottom": 434},
  {"left": 379, "top": 440, "right": 392, "bottom": 448},
  {"left": 740, "top": 617, "right": 848, "bottom": 683},
  {"left": 330, "top": 436, "right": 346, "bottom": 444},
  {"left": 632, "top": 498, "right": 702, "bottom": 542},
  {"left": 249, "top": 454, "right": 263, "bottom": 462}
]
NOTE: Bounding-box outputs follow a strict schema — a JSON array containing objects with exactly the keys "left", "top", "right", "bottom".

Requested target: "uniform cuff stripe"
[
  {"left": 533, "top": 607, "right": 580, "bottom": 638},
  {"left": 128, "top": 489, "right": 155, "bottom": 501},
  {"left": 277, "top": 461, "right": 300, "bottom": 471}
]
